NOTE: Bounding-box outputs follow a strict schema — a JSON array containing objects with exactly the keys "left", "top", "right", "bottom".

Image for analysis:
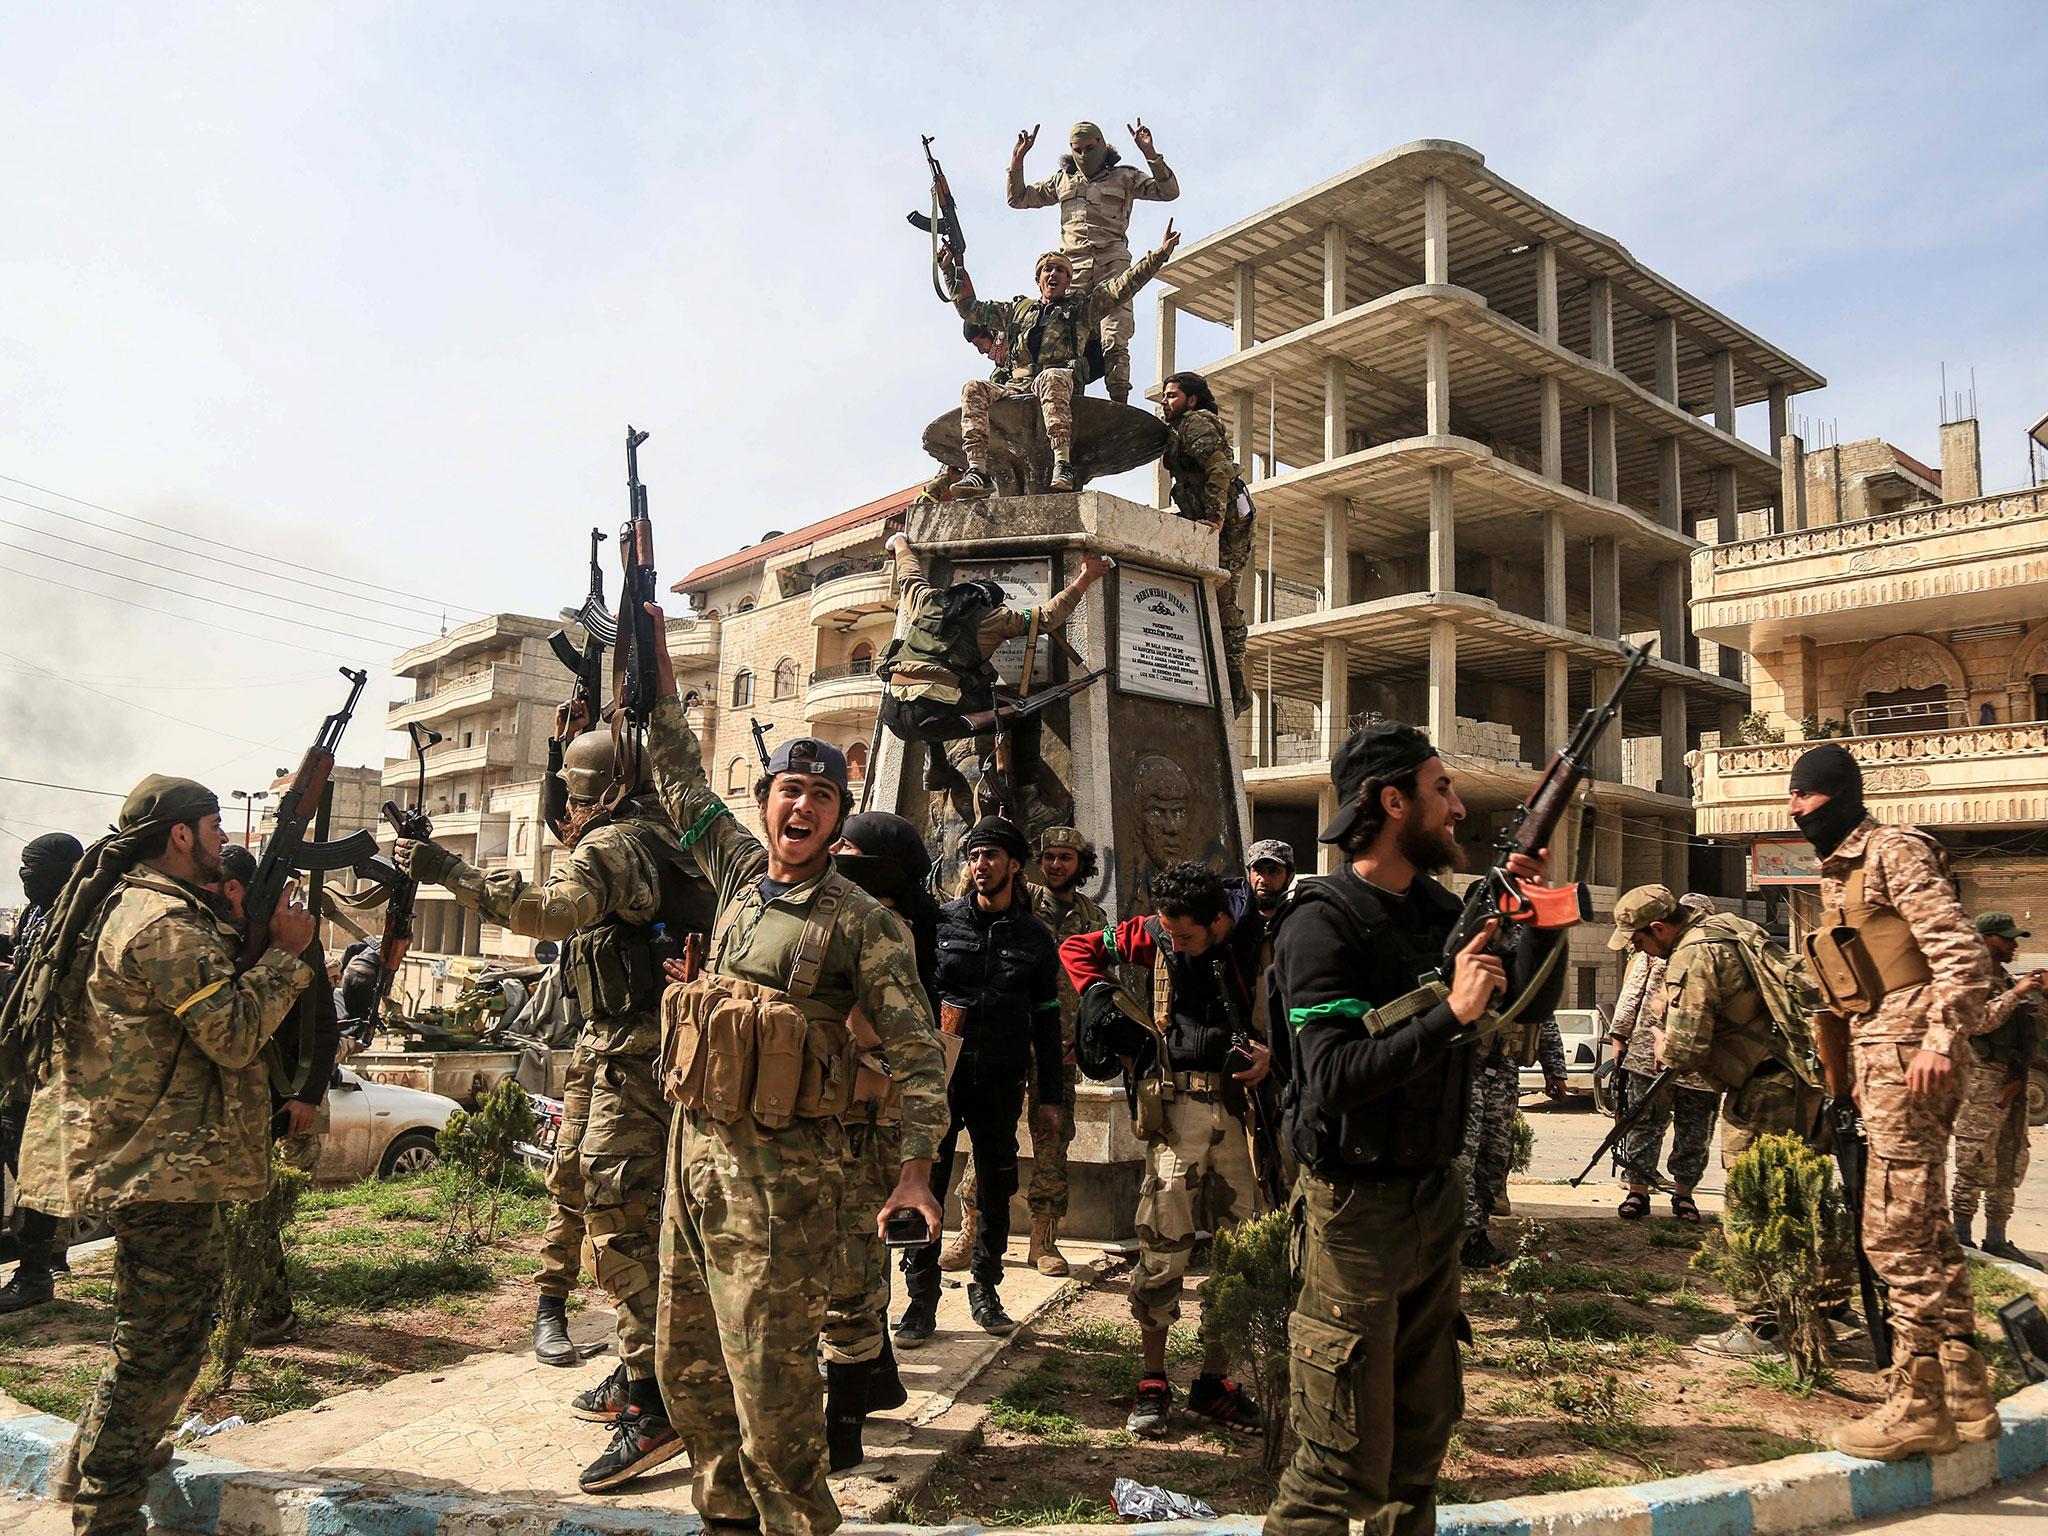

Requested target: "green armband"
[{"left": 679, "top": 801, "right": 730, "bottom": 850}]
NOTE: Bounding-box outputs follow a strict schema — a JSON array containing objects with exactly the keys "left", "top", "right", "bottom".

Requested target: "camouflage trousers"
[
  {"left": 1856, "top": 1040, "right": 1974, "bottom": 1357},
  {"left": 1215, "top": 502, "right": 1253, "bottom": 713},
  {"left": 1457, "top": 1060, "right": 1518, "bottom": 1231},
  {"left": 1074, "top": 250, "right": 1133, "bottom": 401},
  {"left": 657, "top": 1110, "right": 847, "bottom": 1536},
  {"left": 251, "top": 1130, "right": 322, "bottom": 1323},
  {"left": 1616, "top": 1069, "right": 1721, "bottom": 1190},
  {"left": 68, "top": 1201, "right": 224, "bottom": 1536},
  {"left": 536, "top": 1040, "right": 596, "bottom": 1297},
  {"left": 1952, "top": 1051, "right": 2030, "bottom": 1229},
  {"left": 822, "top": 1117, "right": 900, "bottom": 1366},
  {"left": 959, "top": 1064, "right": 1078, "bottom": 1221},
  {"left": 1721, "top": 1065, "right": 1849, "bottom": 1323},
  {"left": 1536, "top": 1017, "right": 1567, "bottom": 1082},
  {"left": 1130, "top": 1090, "right": 1256, "bottom": 1331},
  {"left": 581, "top": 1041, "right": 667, "bottom": 1381},
  {"left": 961, "top": 369, "right": 1073, "bottom": 468}
]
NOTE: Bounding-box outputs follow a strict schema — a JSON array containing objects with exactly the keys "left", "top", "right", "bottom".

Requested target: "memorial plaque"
[
  {"left": 958, "top": 557, "right": 1052, "bottom": 686},
  {"left": 1116, "top": 568, "right": 1212, "bottom": 706}
]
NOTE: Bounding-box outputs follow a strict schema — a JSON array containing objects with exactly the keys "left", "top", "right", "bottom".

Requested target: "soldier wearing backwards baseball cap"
[{"left": 1951, "top": 911, "right": 2042, "bottom": 1264}]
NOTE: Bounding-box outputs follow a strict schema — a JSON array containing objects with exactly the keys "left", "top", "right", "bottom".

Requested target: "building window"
[
  {"left": 846, "top": 740, "right": 869, "bottom": 782},
  {"left": 457, "top": 791, "right": 468, "bottom": 811},
  {"left": 849, "top": 641, "right": 875, "bottom": 676},
  {"left": 727, "top": 757, "right": 748, "bottom": 793},
  {"left": 732, "top": 670, "right": 754, "bottom": 707},
  {"left": 463, "top": 731, "right": 474, "bottom": 748},
  {"left": 773, "top": 658, "right": 798, "bottom": 700},
  {"left": 737, "top": 597, "right": 755, "bottom": 613}
]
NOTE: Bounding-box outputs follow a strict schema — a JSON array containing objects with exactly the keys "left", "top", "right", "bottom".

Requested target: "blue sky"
[{"left": 3, "top": 1, "right": 2044, "bottom": 900}]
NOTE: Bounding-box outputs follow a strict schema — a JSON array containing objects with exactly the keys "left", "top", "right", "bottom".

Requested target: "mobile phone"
[{"left": 884, "top": 1208, "right": 933, "bottom": 1248}]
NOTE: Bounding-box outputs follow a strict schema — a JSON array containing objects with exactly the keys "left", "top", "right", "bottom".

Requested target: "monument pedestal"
[{"left": 870, "top": 488, "right": 1251, "bottom": 922}]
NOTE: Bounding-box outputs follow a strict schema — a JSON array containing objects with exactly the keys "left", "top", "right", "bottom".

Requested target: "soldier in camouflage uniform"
[
  {"left": 641, "top": 618, "right": 948, "bottom": 1536},
  {"left": 1007, "top": 120, "right": 1181, "bottom": 405},
  {"left": 1789, "top": 744, "right": 1998, "bottom": 1459},
  {"left": 1952, "top": 912, "right": 2041, "bottom": 1262},
  {"left": 399, "top": 729, "right": 714, "bottom": 1490},
  {"left": 942, "top": 225, "right": 1179, "bottom": 496},
  {"left": 953, "top": 825, "right": 1105, "bottom": 1279},
  {"left": 1606, "top": 892, "right": 1721, "bottom": 1221},
  {"left": 12, "top": 776, "right": 316, "bottom": 1536},
  {"left": 1160, "top": 371, "right": 1254, "bottom": 715},
  {"left": 1456, "top": 1048, "right": 1518, "bottom": 1268}
]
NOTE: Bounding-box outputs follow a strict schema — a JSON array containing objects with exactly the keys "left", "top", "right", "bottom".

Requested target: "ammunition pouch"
[
  {"left": 581, "top": 1200, "right": 654, "bottom": 1301},
  {"left": 1803, "top": 850, "right": 1934, "bottom": 1017},
  {"left": 1075, "top": 982, "right": 1151, "bottom": 1081},
  {"left": 1133, "top": 1073, "right": 1172, "bottom": 1139}
]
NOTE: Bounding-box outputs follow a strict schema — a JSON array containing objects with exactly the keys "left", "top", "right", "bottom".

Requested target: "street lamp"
[{"left": 231, "top": 789, "right": 271, "bottom": 850}]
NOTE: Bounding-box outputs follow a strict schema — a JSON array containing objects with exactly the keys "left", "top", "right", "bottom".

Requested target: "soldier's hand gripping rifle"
[
  {"left": 907, "top": 135, "right": 968, "bottom": 302},
  {"left": 367, "top": 722, "right": 440, "bottom": 1020},
  {"left": 545, "top": 528, "right": 613, "bottom": 840},
  {"left": 1441, "top": 641, "right": 1653, "bottom": 1043},
  {"left": 605, "top": 426, "right": 661, "bottom": 808},
  {"left": 237, "top": 667, "right": 380, "bottom": 969},
  {"left": 1569, "top": 1066, "right": 1673, "bottom": 1186}
]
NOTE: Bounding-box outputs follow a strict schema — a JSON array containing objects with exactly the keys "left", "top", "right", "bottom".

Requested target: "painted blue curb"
[{"left": 4, "top": 1380, "right": 2047, "bottom": 1536}]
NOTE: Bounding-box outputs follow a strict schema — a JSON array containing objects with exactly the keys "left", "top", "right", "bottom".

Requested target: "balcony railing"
[{"left": 809, "top": 560, "right": 896, "bottom": 630}]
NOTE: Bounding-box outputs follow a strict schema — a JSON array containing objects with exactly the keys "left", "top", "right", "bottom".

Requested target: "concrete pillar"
[
  {"left": 1248, "top": 688, "right": 1270, "bottom": 768},
  {"left": 1715, "top": 466, "right": 1739, "bottom": 545},
  {"left": 1323, "top": 221, "right": 1347, "bottom": 318},
  {"left": 1324, "top": 354, "right": 1347, "bottom": 463},
  {"left": 1321, "top": 639, "right": 1348, "bottom": 753},
  {"left": 1535, "top": 244, "right": 1559, "bottom": 342},
  {"left": 1590, "top": 406, "right": 1617, "bottom": 501},
  {"left": 1663, "top": 818, "right": 1691, "bottom": 893},
  {"left": 1767, "top": 385, "right": 1791, "bottom": 532},
  {"left": 1712, "top": 351, "right": 1737, "bottom": 435},
  {"left": 1592, "top": 669, "right": 1623, "bottom": 781},
  {"left": 1653, "top": 318, "right": 1679, "bottom": 402},
  {"left": 1424, "top": 320, "right": 1452, "bottom": 436},
  {"left": 1657, "top": 438, "right": 1683, "bottom": 530},
  {"left": 1423, "top": 177, "right": 1450, "bottom": 284},
  {"left": 1595, "top": 802, "right": 1624, "bottom": 884},
  {"left": 1588, "top": 278, "right": 1614, "bottom": 368},
  {"left": 1781, "top": 433, "right": 1808, "bottom": 530},
  {"left": 1658, "top": 563, "right": 1686, "bottom": 665},
  {"left": 1233, "top": 262, "right": 1257, "bottom": 351},
  {"left": 1768, "top": 386, "right": 1789, "bottom": 456},
  {"left": 1590, "top": 538, "right": 1620, "bottom": 640},
  {"left": 1543, "top": 513, "right": 1567, "bottom": 627},
  {"left": 1323, "top": 495, "right": 1350, "bottom": 609},
  {"left": 1428, "top": 620, "right": 1458, "bottom": 748},
  {"left": 1428, "top": 466, "right": 1456, "bottom": 592},
  {"left": 1316, "top": 780, "right": 1342, "bottom": 874},
  {"left": 1231, "top": 389, "right": 1256, "bottom": 483},
  {"left": 1940, "top": 419, "right": 1983, "bottom": 502},
  {"left": 1660, "top": 684, "right": 1689, "bottom": 798},
  {"left": 1540, "top": 378, "right": 1562, "bottom": 481},
  {"left": 1155, "top": 297, "right": 1177, "bottom": 507},
  {"left": 1544, "top": 649, "right": 1570, "bottom": 756}
]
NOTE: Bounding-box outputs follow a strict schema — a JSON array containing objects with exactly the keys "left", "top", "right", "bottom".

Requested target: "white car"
[
  {"left": 1517, "top": 1008, "right": 1605, "bottom": 1099},
  {"left": 315, "top": 1066, "right": 462, "bottom": 1185}
]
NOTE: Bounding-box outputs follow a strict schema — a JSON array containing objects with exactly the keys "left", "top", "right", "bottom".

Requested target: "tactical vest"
[
  {"left": 659, "top": 871, "right": 861, "bottom": 1129},
  {"left": 1803, "top": 829, "right": 1943, "bottom": 1016},
  {"left": 1673, "top": 913, "right": 1823, "bottom": 1090},
  {"left": 876, "top": 591, "right": 999, "bottom": 710},
  {"left": 563, "top": 813, "right": 716, "bottom": 1023}
]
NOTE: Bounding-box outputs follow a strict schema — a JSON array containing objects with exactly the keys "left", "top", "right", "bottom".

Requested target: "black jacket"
[
  {"left": 934, "top": 892, "right": 1065, "bottom": 1100},
  {"left": 1275, "top": 866, "right": 1563, "bottom": 1179}
]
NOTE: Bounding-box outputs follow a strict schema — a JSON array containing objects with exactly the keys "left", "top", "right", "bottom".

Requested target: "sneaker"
[
  {"left": 571, "top": 1363, "right": 629, "bottom": 1423},
  {"left": 247, "top": 1309, "right": 300, "bottom": 1347},
  {"left": 1187, "top": 1374, "right": 1265, "bottom": 1432},
  {"left": 0, "top": 1266, "right": 55, "bottom": 1314},
  {"left": 1049, "top": 459, "right": 1077, "bottom": 492},
  {"left": 1460, "top": 1229, "right": 1506, "bottom": 1270},
  {"left": 578, "top": 1405, "right": 684, "bottom": 1492},
  {"left": 967, "top": 1283, "right": 1014, "bottom": 1336},
  {"left": 1982, "top": 1236, "right": 2036, "bottom": 1266},
  {"left": 954, "top": 469, "right": 994, "bottom": 499},
  {"left": 1694, "top": 1321, "right": 1786, "bottom": 1360},
  {"left": 1127, "top": 1377, "right": 1173, "bottom": 1437},
  {"left": 893, "top": 1297, "right": 937, "bottom": 1351}
]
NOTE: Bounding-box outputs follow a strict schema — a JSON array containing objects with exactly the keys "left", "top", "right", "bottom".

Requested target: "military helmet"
[{"left": 558, "top": 730, "right": 641, "bottom": 802}]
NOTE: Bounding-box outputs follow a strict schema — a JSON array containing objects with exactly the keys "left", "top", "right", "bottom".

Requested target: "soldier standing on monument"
[
  {"left": 1788, "top": 742, "right": 2000, "bottom": 1459},
  {"left": 9, "top": 776, "right": 316, "bottom": 1536},
  {"left": 1007, "top": 120, "right": 1181, "bottom": 406},
  {"left": 1160, "top": 370, "right": 1255, "bottom": 715},
  {"left": 1952, "top": 912, "right": 2041, "bottom": 1262},
  {"left": 398, "top": 727, "right": 714, "bottom": 1491},
  {"left": 639, "top": 614, "right": 948, "bottom": 1536}
]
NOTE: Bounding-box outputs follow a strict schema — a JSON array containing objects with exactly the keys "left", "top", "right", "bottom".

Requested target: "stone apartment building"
[
  {"left": 1152, "top": 139, "right": 1815, "bottom": 1004},
  {"left": 1692, "top": 413, "right": 2048, "bottom": 936}
]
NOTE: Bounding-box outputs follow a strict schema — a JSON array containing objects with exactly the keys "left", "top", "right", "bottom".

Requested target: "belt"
[{"left": 1172, "top": 1069, "right": 1226, "bottom": 1095}]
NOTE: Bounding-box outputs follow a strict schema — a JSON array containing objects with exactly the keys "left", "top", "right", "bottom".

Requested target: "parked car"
[
  {"left": 1520, "top": 1007, "right": 1605, "bottom": 1100},
  {"left": 316, "top": 1066, "right": 462, "bottom": 1184}
]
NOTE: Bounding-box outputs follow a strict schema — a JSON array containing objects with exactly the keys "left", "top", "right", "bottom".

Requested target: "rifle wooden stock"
[{"left": 1815, "top": 1011, "right": 1852, "bottom": 1100}]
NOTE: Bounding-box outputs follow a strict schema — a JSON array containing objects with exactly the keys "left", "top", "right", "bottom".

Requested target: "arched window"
[
  {"left": 773, "top": 658, "right": 798, "bottom": 700},
  {"left": 846, "top": 740, "right": 870, "bottom": 782},
  {"left": 737, "top": 597, "right": 755, "bottom": 613},
  {"left": 682, "top": 689, "right": 701, "bottom": 709},
  {"left": 849, "top": 641, "right": 876, "bottom": 676},
  {"left": 732, "top": 669, "right": 754, "bottom": 708},
  {"left": 726, "top": 757, "right": 748, "bottom": 793}
]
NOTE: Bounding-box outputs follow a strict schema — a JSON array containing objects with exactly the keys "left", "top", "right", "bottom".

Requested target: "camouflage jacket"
[
  {"left": 1657, "top": 913, "right": 1800, "bottom": 1090},
  {"left": 1819, "top": 817, "right": 1989, "bottom": 1056},
  {"left": 645, "top": 694, "right": 948, "bottom": 1161},
  {"left": 1611, "top": 947, "right": 1714, "bottom": 1092},
  {"left": 1163, "top": 408, "right": 1241, "bottom": 523},
  {"left": 17, "top": 870, "right": 313, "bottom": 1215},
  {"left": 1008, "top": 150, "right": 1180, "bottom": 262},
  {"left": 1972, "top": 964, "right": 2042, "bottom": 1078},
  {"left": 955, "top": 244, "right": 1170, "bottom": 387},
  {"left": 1027, "top": 880, "right": 1106, "bottom": 1052},
  {"left": 885, "top": 540, "right": 1088, "bottom": 706}
]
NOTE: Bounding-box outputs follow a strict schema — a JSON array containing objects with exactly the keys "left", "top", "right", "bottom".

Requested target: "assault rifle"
[
  {"left": 545, "top": 527, "right": 612, "bottom": 839},
  {"left": 959, "top": 666, "right": 1108, "bottom": 737},
  {"left": 749, "top": 717, "right": 775, "bottom": 772},
  {"left": 607, "top": 426, "right": 661, "bottom": 803},
  {"left": 1569, "top": 1066, "right": 1672, "bottom": 1187},
  {"left": 1215, "top": 955, "right": 1290, "bottom": 1211},
  {"left": 907, "top": 135, "right": 967, "bottom": 302},
  {"left": 1441, "top": 642, "right": 1652, "bottom": 1034},
  {"left": 237, "top": 667, "right": 378, "bottom": 969},
  {"left": 369, "top": 722, "right": 440, "bottom": 1019},
  {"left": 1829, "top": 1096, "right": 1895, "bottom": 1367}
]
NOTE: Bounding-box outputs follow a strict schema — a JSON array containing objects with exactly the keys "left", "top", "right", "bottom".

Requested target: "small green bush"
[
  {"left": 1720, "top": 1133, "right": 1845, "bottom": 1385},
  {"left": 1197, "top": 1208, "right": 1294, "bottom": 1474},
  {"left": 437, "top": 1078, "right": 539, "bottom": 1245}
]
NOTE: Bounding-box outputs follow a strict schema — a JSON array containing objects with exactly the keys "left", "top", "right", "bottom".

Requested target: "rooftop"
[{"left": 673, "top": 484, "right": 921, "bottom": 591}]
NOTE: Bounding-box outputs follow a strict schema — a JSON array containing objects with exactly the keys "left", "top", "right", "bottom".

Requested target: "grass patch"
[
  {"left": 1663, "top": 1291, "right": 1721, "bottom": 1320},
  {"left": 1528, "top": 1461, "right": 1614, "bottom": 1493},
  {"left": 1646, "top": 1224, "right": 1707, "bottom": 1249},
  {"left": 988, "top": 1364, "right": 1091, "bottom": 1445},
  {"left": 242, "top": 1357, "right": 321, "bottom": 1419},
  {"left": 1743, "top": 1354, "right": 1837, "bottom": 1398},
  {"left": 290, "top": 1251, "right": 494, "bottom": 1311},
  {"left": 1548, "top": 1374, "right": 1656, "bottom": 1453},
  {"left": 1969, "top": 1258, "right": 2032, "bottom": 1315},
  {"left": 0, "top": 1360, "right": 100, "bottom": 1420},
  {"left": 1061, "top": 1317, "right": 1140, "bottom": 1351},
  {"left": 1547, "top": 1298, "right": 1633, "bottom": 1341},
  {"left": 989, "top": 1496, "right": 1116, "bottom": 1525},
  {"left": 68, "top": 1279, "right": 116, "bottom": 1304}
]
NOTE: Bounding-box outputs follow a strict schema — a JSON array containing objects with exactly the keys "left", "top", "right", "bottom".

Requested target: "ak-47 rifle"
[
  {"left": 906, "top": 135, "right": 967, "bottom": 302},
  {"left": 957, "top": 666, "right": 1109, "bottom": 736},
  {"left": 1215, "top": 958, "right": 1289, "bottom": 1211},
  {"left": 238, "top": 667, "right": 379, "bottom": 970},
  {"left": 545, "top": 527, "right": 613, "bottom": 839},
  {"left": 1817, "top": 1012, "right": 1893, "bottom": 1365},
  {"left": 1440, "top": 642, "right": 1652, "bottom": 1039},
  {"left": 749, "top": 717, "right": 776, "bottom": 773},
  {"left": 368, "top": 722, "right": 440, "bottom": 1020},
  {"left": 1570, "top": 1066, "right": 1673, "bottom": 1187},
  {"left": 606, "top": 426, "right": 660, "bottom": 805}
]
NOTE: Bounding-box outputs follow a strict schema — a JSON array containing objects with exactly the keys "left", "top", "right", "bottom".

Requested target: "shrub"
[
  {"left": 437, "top": 1078, "right": 539, "bottom": 1246},
  {"left": 197, "top": 1154, "right": 309, "bottom": 1397},
  {"left": 1197, "top": 1208, "right": 1294, "bottom": 1474},
  {"left": 1736, "top": 713, "right": 1785, "bottom": 745},
  {"left": 1510, "top": 1111, "right": 1534, "bottom": 1175},
  {"left": 1720, "top": 1132, "right": 1846, "bottom": 1384}
]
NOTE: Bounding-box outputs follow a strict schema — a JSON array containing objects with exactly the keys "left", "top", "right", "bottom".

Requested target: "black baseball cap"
[
  {"left": 766, "top": 737, "right": 849, "bottom": 798},
  {"left": 1317, "top": 719, "right": 1439, "bottom": 844}
]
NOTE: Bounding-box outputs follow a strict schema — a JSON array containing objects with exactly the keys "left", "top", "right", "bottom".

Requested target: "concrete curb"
[{"left": 5, "top": 1378, "right": 2044, "bottom": 1535}]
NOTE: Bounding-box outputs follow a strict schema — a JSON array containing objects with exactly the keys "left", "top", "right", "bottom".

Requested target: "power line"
[
  {"left": 0, "top": 470, "right": 488, "bottom": 617},
  {"left": 0, "top": 774, "right": 124, "bottom": 799},
  {"left": 0, "top": 565, "right": 366, "bottom": 662}
]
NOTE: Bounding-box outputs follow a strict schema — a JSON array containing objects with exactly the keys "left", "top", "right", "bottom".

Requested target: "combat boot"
[
  {"left": 894, "top": 1295, "right": 938, "bottom": 1351},
  {"left": 967, "top": 1282, "right": 1014, "bottom": 1336},
  {"left": 1954, "top": 1215, "right": 1974, "bottom": 1249},
  {"left": 825, "top": 1359, "right": 869, "bottom": 1472},
  {"left": 938, "top": 1209, "right": 977, "bottom": 1273},
  {"left": 1050, "top": 459, "right": 1077, "bottom": 492},
  {"left": 1832, "top": 1354, "right": 1960, "bottom": 1461},
  {"left": 868, "top": 1335, "right": 908, "bottom": 1412},
  {"left": 0, "top": 1252, "right": 54, "bottom": 1314},
  {"left": 533, "top": 1294, "right": 576, "bottom": 1366},
  {"left": 1027, "top": 1212, "right": 1070, "bottom": 1277},
  {"left": 1939, "top": 1338, "right": 2003, "bottom": 1443}
]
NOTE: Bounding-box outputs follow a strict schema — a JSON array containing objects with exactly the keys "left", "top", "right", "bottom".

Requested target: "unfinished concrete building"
[{"left": 1152, "top": 140, "right": 1822, "bottom": 993}]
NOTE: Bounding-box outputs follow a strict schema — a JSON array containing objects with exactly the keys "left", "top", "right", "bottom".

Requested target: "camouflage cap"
[
  {"left": 1609, "top": 883, "right": 1679, "bottom": 950},
  {"left": 120, "top": 774, "right": 219, "bottom": 831},
  {"left": 1245, "top": 838, "right": 1295, "bottom": 870},
  {"left": 1974, "top": 911, "right": 2031, "bottom": 940},
  {"left": 1038, "top": 825, "right": 1090, "bottom": 854},
  {"left": 1035, "top": 250, "right": 1075, "bottom": 279}
]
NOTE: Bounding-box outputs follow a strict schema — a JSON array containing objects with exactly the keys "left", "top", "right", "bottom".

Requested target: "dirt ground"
[
  {"left": 0, "top": 1170, "right": 552, "bottom": 1430},
  {"left": 907, "top": 1213, "right": 2045, "bottom": 1519}
]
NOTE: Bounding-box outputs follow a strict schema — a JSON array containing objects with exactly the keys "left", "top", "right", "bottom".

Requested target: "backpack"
[
  {"left": 1682, "top": 913, "right": 1824, "bottom": 1088},
  {"left": 877, "top": 584, "right": 1002, "bottom": 709}
]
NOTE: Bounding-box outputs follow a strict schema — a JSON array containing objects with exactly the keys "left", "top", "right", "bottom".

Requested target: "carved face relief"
[{"left": 1134, "top": 751, "right": 1193, "bottom": 867}]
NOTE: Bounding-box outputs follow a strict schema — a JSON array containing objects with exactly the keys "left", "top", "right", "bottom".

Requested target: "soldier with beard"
[
  {"left": 398, "top": 728, "right": 715, "bottom": 1491},
  {"left": 1245, "top": 840, "right": 1295, "bottom": 920},
  {"left": 0, "top": 831, "right": 83, "bottom": 1311},
  {"left": 9, "top": 777, "right": 316, "bottom": 1536}
]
